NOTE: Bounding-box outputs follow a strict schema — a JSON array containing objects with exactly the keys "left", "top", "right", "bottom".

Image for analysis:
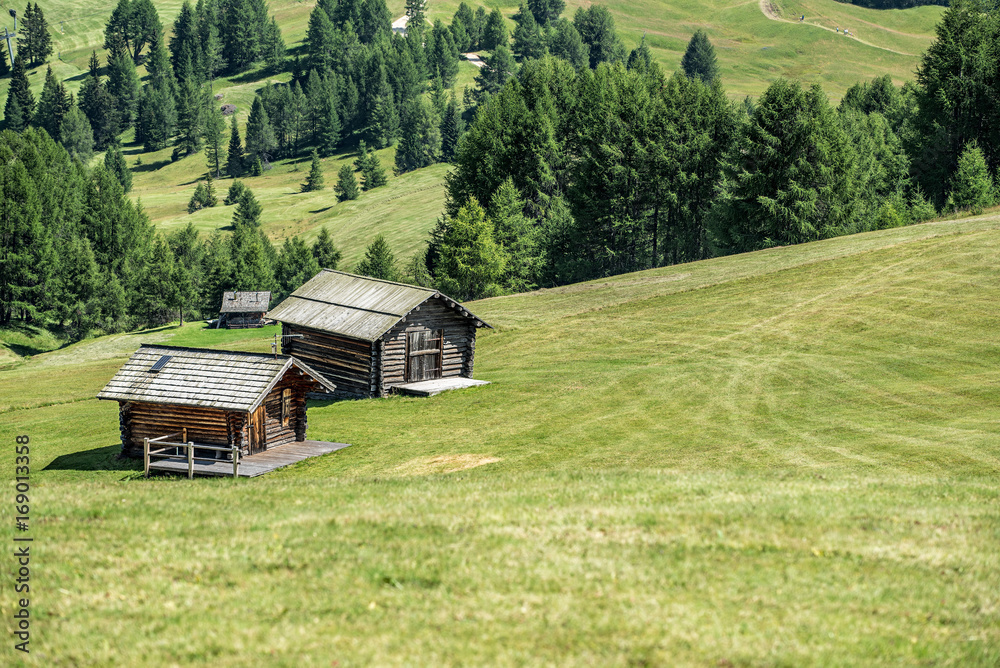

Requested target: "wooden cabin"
[
  {"left": 97, "top": 344, "right": 336, "bottom": 458},
  {"left": 218, "top": 291, "right": 271, "bottom": 328},
  {"left": 267, "top": 270, "right": 491, "bottom": 398}
]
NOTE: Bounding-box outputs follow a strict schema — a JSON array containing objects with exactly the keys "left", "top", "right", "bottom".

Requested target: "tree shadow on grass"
[
  {"left": 133, "top": 159, "right": 172, "bottom": 173},
  {"left": 44, "top": 444, "right": 142, "bottom": 473},
  {"left": 308, "top": 206, "right": 332, "bottom": 214}
]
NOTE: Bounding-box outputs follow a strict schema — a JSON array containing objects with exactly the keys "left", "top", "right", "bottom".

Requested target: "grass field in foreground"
[{"left": 2, "top": 213, "right": 999, "bottom": 665}]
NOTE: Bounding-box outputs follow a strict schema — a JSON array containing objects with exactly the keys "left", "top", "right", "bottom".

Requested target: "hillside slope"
[{"left": 2, "top": 214, "right": 999, "bottom": 665}]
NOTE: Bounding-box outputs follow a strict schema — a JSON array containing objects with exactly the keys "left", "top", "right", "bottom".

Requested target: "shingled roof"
[
  {"left": 97, "top": 345, "right": 336, "bottom": 412},
  {"left": 267, "top": 270, "right": 489, "bottom": 342},
  {"left": 219, "top": 291, "right": 271, "bottom": 313}
]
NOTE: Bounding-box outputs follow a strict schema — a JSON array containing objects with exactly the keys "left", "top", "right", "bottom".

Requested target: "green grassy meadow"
[{"left": 2, "top": 212, "right": 999, "bottom": 665}]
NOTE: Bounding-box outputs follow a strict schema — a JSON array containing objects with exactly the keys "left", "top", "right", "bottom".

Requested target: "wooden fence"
[{"left": 143, "top": 428, "right": 241, "bottom": 479}]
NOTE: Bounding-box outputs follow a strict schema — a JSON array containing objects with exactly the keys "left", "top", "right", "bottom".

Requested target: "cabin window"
[{"left": 281, "top": 388, "right": 292, "bottom": 426}]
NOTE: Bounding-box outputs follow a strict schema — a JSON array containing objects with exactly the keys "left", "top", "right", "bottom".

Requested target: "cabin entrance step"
[
  {"left": 148, "top": 440, "right": 350, "bottom": 478},
  {"left": 394, "top": 378, "right": 490, "bottom": 397}
]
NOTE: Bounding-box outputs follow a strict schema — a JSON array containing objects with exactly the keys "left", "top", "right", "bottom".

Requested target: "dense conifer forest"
[{"left": 1, "top": 0, "right": 999, "bottom": 337}]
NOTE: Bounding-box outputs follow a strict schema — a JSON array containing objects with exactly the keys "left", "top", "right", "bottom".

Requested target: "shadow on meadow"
[{"left": 45, "top": 444, "right": 142, "bottom": 474}]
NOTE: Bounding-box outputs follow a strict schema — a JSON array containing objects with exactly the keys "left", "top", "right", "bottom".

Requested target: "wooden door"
[
  {"left": 406, "top": 330, "right": 443, "bottom": 382},
  {"left": 248, "top": 406, "right": 267, "bottom": 454}
]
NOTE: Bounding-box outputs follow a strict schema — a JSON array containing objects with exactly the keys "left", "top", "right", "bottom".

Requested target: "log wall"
[
  {"left": 120, "top": 401, "right": 238, "bottom": 458},
  {"left": 260, "top": 373, "right": 311, "bottom": 448},
  {"left": 282, "top": 324, "right": 374, "bottom": 397},
  {"left": 380, "top": 297, "right": 477, "bottom": 395}
]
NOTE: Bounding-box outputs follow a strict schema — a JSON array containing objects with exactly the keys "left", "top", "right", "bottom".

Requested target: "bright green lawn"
[{"left": 1, "top": 213, "right": 999, "bottom": 665}]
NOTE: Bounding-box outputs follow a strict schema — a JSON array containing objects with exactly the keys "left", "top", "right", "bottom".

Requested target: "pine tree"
[
  {"left": 5, "top": 55, "right": 35, "bottom": 128},
  {"left": 204, "top": 174, "right": 218, "bottom": 207},
  {"left": 574, "top": 5, "right": 626, "bottom": 68},
  {"left": 106, "top": 34, "right": 141, "bottom": 126},
  {"left": 948, "top": 141, "right": 994, "bottom": 214},
  {"left": 203, "top": 103, "right": 227, "bottom": 178},
  {"left": 548, "top": 19, "right": 588, "bottom": 69},
  {"left": 429, "top": 20, "right": 460, "bottom": 87},
  {"left": 529, "top": 0, "right": 565, "bottom": 26},
  {"left": 434, "top": 199, "right": 506, "bottom": 300},
  {"left": 188, "top": 182, "right": 209, "bottom": 212},
  {"left": 354, "top": 140, "right": 372, "bottom": 174},
  {"left": 226, "top": 115, "right": 244, "bottom": 177},
  {"left": 104, "top": 142, "right": 133, "bottom": 193},
  {"left": 34, "top": 66, "right": 70, "bottom": 139},
  {"left": 440, "top": 94, "right": 463, "bottom": 161},
  {"left": 175, "top": 76, "right": 206, "bottom": 157},
  {"left": 627, "top": 35, "right": 654, "bottom": 72},
  {"left": 312, "top": 227, "right": 342, "bottom": 269},
  {"left": 60, "top": 106, "right": 94, "bottom": 162},
  {"left": 474, "top": 44, "right": 516, "bottom": 102},
  {"left": 80, "top": 52, "right": 123, "bottom": 150},
  {"left": 371, "top": 92, "right": 400, "bottom": 148},
  {"left": 4, "top": 96, "right": 25, "bottom": 132},
  {"left": 245, "top": 96, "right": 276, "bottom": 164},
  {"left": 18, "top": 3, "right": 53, "bottom": 67},
  {"left": 681, "top": 30, "right": 719, "bottom": 85},
  {"left": 316, "top": 86, "right": 341, "bottom": 156},
  {"left": 405, "top": 0, "right": 426, "bottom": 30},
  {"left": 395, "top": 98, "right": 441, "bottom": 173},
  {"left": 135, "top": 79, "right": 174, "bottom": 151},
  {"left": 451, "top": 3, "right": 476, "bottom": 52},
  {"left": 513, "top": 4, "right": 547, "bottom": 60},
  {"left": 302, "top": 149, "right": 325, "bottom": 191},
  {"left": 225, "top": 179, "right": 249, "bottom": 205},
  {"left": 362, "top": 153, "right": 387, "bottom": 190},
  {"left": 0, "top": 157, "right": 53, "bottom": 324},
  {"left": 263, "top": 17, "right": 286, "bottom": 72},
  {"left": 355, "top": 234, "right": 399, "bottom": 280},
  {"left": 335, "top": 163, "right": 360, "bottom": 200},
  {"left": 481, "top": 9, "right": 509, "bottom": 51},
  {"left": 275, "top": 236, "right": 321, "bottom": 301}
]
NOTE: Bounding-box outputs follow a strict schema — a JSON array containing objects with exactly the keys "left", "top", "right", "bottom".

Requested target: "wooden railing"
[{"left": 143, "top": 428, "right": 241, "bottom": 479}]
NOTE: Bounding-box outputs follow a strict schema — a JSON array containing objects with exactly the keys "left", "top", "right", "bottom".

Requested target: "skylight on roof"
[{"left": 149, "top": 355, "right": 172, "bottom": 373}]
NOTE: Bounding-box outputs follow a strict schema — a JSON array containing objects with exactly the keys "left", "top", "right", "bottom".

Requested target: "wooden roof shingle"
[
  {"left": 220, "top": 291, "right": 271, "bottom": 313},
  {"left": 97, "top": 345, "right": 336, "bottom": 412},
  {"left": 267, "top": 270, "right": 490, "bottom": 341}
]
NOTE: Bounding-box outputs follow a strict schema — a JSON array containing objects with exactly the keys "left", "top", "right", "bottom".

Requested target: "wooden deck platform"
[
  {"left": 148, "top": 440, "right": 350, "bottom": 478},
  {"left": 394, "top": 378, "right": 490, "bottom": 397}
]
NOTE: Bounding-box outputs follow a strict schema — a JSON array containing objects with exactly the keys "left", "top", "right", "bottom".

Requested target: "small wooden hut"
[
  {"left": 218, "top": 291, "right": 271, "bottom": 328},
  {"left": 97, "top": 344, "right": 336, "bottom": 458},
  {"left": 267, "top": 270, "right": 491, "bottom": 398}
]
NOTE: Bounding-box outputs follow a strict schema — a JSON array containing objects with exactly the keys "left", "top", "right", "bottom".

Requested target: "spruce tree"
[
  {"left": 513, "top": 5, "right": 546, "bottom": 60},
  {"left": 405, "top": 0, "right": 426, "bottom": 31},
  {"left": 948, "top": 141, "right": 995, "bottom": 214},
  {"left": 429, "top": 20, "right": 460, "bottom": 87},
  {"left": 19, "top": 3, "right": 53, "bottom": 67},
  {"left": 548, "top": 19, "right": 588, "bottom": 69},
  {"left": 245, "top": 97, "right": 276, "bottom": 164},
  {"left": 474, "top": 45, "right": 516, "bottom": 102},
  {"left": 395, "top": 98, "right": 441, "bottom": 173},
  {"left": 574, "top": 5, "right": 626, "bottom": 68},
  {"left": 204, "top": 174, "right": 218, "bottom": 207},
  {"left": 355, "top": 234, "right": 399, "bottom": 280},
  {"left": 335, "top": 164, "right": 360, "bottom": 201},
  {"left": 434, "top": 199, "right": 506, "bottom": 300},
  {"left": 106, "top": 33, "right": 141, "bottom": 126},
  {"left": 188, "top": 182, "right": 209, "bottom": 212},
  {"left": 440, "top": 94, "right": 463, "bottom": 162},
  {"left": 312, "top": 227, "right": 342, "bottom": 269},
  {"left": 0, "top": 40, "right": 8, "bottom": 77},
  {"left": 60, "top": 106, "right": 94, "bottom": 162},
  {"left": 371, "top": 92, "right": 400, "bottom": 148},
  {"left": 275, "top": 236, "right": 321, "bottom": 301},
  {"left": 104, "top": 142, "right": 133, "bottom": 193},
  {"left": 226, "top": 115, "right": 244, "bottom": 177},
  {"left": 4, "top": 96, "right": 25, "bottom": 132},
  {"left": 225, "top": 179, "right": 249, "bottom": 205},
  {"left": 203, "top": 104, "right": 227, "bottom": 178},
  {"left": 5, "top": 55, "right": 35, "bottom": 128},
  {"left": 302, "top": 149, "right": 325, "bottom": 191},
  {"left": 681, "top": 30, "right": 719, "bottom": 85},
  {"left": 35, "top": 66, "right": 70, "bottom": 139},
  {"left": 80, "top": 52, "right": 123, "bottom": 150},
  {"left": 627, "top": 36, "right": 654, "bottom": 72},
  {"left": 481, "top": 9, "right": 509, "bottom": 51},
  {"left": 362, "top": 153, "right": 387, "bottom": 190}
]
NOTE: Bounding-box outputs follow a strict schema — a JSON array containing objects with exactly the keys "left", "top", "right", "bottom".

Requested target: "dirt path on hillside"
[
  {"left": 757, "top": 0, "right": 915, "bottom": 56},
  {"left": 464, "top": 53, "right": 485, "bottom": 68}
]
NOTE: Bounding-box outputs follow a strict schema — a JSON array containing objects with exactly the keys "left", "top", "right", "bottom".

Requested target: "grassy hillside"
[
  {"left": 0, "top": 0, "right": 945, "bottom": 271},
  {"left": 2, "top": 212, "right": 999, "bottom": 665}
]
